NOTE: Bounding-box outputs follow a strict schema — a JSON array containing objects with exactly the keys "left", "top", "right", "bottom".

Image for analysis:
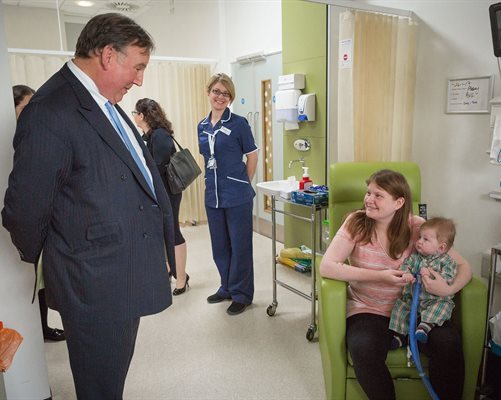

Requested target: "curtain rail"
[
  {"left": 7, "top": 48, "right": 217, "bottom": 64},
  {"left": 307, "top": 0, "right": 414, "bottom": 19}
]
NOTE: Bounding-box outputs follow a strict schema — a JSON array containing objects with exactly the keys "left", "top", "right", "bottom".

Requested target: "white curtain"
[
  {"left": 9, "top": 52, "right": 212, "bottom": 224},
  {"left": 122, "top": 60, "right": 211, "bottom": 224},
  {"left": 337, "top": 10, "right": 418, "bottom": 162},
  {"left": 10, "top": 53, "right": 71, "bottom": 90}
]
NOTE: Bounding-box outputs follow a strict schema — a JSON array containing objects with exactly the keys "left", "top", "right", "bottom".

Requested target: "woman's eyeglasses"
[
  {"left": 131, "top": 111, "right": 138, "bottom": 115},
  {"left": 211, "top": 89, "right": 231, "bottom": 99}
]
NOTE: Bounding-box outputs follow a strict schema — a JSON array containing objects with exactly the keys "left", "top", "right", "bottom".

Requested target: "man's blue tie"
[{"left": 105, "top": 101, "right": 156, "bottom": 197}]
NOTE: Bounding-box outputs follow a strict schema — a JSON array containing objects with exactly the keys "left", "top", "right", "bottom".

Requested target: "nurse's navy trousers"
[{"left": 206, "top": 200, "right": 254, "bottom": 305}]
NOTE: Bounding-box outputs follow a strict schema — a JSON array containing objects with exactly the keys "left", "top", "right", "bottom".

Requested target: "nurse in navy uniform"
[{"left": 198, "top": 73, "right": 258, "bottom": 316}]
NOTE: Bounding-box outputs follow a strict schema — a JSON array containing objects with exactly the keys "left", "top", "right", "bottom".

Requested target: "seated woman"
[{"left": 319, "top": 169, "right": 471, "bottom": 400}]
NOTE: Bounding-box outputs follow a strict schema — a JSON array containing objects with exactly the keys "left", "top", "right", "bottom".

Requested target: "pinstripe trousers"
[{"left": 63, "top": 318, "right": 140, "bottom": 400}]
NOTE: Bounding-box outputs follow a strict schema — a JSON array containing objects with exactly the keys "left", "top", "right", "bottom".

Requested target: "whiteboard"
[{"left": 446, "top": 75, "right": 494, "bottom": 114}]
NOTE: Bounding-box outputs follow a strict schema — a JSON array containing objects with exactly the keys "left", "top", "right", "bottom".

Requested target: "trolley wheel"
[
  {"left": 306, "top": 326, "right": 316, "bottom": 341},
  {"left": 266, "top": 304, "right": 276, "bottom": 316}
]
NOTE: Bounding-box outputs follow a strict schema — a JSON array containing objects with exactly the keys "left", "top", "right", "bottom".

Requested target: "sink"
[{"left": 256, "top": 179, "right": 299, "bottom": 198}]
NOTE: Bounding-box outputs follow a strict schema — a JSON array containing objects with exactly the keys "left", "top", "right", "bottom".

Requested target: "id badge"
[
  {"left": 220, "top": 126, "right": 231, "bottom": 135},
  {"left": 207, "top": 157, "right": 217, "bottom": 169}
]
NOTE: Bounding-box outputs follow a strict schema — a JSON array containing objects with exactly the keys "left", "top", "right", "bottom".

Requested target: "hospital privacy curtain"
[
  {"left": 337, "top": 10, "right": 418, "bottom": 162},
  {"left": 9, "top": 52, "right": 211, "bottom": 225}
]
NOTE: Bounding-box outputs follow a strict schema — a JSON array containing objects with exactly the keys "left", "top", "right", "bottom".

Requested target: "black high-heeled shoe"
[{"left": 173, "top": 274, "right": 190, "bottom": 296}]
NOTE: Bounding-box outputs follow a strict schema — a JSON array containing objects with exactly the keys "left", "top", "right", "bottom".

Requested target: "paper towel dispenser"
[{"left": 275, "top": 89, "right": 301, "bottom": 123}]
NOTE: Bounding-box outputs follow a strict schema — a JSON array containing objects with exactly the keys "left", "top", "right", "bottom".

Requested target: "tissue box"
[{"left": 291, "top": 188, "right": 328, "bottom": 206}]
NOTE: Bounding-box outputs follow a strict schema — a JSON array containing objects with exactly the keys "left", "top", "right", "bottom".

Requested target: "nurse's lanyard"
[{"left": 207, "top": 132, "right": 217, "bottom": 170}]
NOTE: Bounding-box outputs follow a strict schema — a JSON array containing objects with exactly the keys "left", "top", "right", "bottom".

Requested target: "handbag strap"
[{"left": 171, "top": 136, "right": 184, "bottom": 151}]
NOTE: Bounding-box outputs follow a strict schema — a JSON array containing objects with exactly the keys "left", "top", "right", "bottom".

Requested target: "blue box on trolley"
[{"left": 291, "top": 185, "right": 328, "bottom": 206}]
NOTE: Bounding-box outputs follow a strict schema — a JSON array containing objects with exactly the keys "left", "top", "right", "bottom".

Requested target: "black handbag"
[{"left": 165, "top": 137, "right": 202, "bottom": 194}]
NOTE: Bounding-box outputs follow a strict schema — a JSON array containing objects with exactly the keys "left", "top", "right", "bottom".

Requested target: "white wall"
[
  {"left": 2, "top": 5, "right": 63, "bottom": 50},
  {"left": 1, "top": 1, "right": 281, "bottom": 73},
  {"left": 135, "top": 0, "right": 282, "bottom": 72},
  {"left": 2, "top": 2, "right": 219, "bottom": 57},
  {"left": 362, "top": 0, "right": 501, "bottom": 307},
  {"left": 135, "top": 1, "right": 220, "bottom": 60},
  {"left": 223, "top": 0, "right": 282, "bottom": 69}
]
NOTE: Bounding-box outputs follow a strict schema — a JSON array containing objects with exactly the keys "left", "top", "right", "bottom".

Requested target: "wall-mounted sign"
[
  {"left": 446, "top": 75, "right": 494, "bottom": 114},
  {"left": 339, "top": 39, "right": 353, "bottom": 69}
]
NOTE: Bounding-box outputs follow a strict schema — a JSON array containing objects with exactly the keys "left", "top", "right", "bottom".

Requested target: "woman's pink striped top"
[{"left": 336, "top": 214, "right": 424, "bottom": 318}]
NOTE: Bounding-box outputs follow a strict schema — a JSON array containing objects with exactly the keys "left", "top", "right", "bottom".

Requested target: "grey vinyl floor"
[{"left": 45, "top": 224, "right": 325, "bottom": 400}]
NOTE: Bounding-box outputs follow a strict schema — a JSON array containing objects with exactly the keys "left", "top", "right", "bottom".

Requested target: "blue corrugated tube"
[{"left": 409, "top": 275, "right": 440, "bottom": 400}]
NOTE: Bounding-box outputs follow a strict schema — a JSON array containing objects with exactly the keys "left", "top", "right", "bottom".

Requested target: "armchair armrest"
[
  {"left": 319, "top": 276, "right": 348, "bottom": 400},
  {"left": 455, "top": 276, "right": 488, "bottom": 400}
]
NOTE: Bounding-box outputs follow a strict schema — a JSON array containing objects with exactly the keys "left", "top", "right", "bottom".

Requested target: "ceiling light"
[
  {"left": 76, "top": 1, "right": 94, "bottom": 6},
  {"left": 106, "top": 2, "right": 139, "bottom": 12}
]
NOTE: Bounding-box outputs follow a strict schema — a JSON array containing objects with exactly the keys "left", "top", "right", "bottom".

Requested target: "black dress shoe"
[
  {"left": 226, "top": 301, "right": 248, "bottom": 315},
  {"left": 43, "top": 328, "right": 66, "bottom": 341},
  {"left": 207, "top": 293, "right": 229, "bottom": 304},
  {"left": 173, "top": 274, "right": 190, "bottom": 296}
]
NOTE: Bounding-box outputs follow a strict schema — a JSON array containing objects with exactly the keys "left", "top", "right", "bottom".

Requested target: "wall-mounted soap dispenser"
[{"left": 297, "top": 93, "right": 316, "bottom": 122}]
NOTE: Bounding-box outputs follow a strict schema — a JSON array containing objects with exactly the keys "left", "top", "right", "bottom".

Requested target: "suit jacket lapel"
[{"left": 60, "top": 65, "right": 157, "bottom": 201}]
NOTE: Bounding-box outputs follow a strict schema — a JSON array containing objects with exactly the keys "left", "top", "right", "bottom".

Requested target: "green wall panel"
[
  {"left": 282, "top": 0, "right": 328, "bottom": 248},
  {"left": 282, "top": 0, "right": 327, "bottom": 63}
]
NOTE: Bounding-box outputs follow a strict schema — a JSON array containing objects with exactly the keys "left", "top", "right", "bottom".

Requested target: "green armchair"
[{"left": 319, "top": 162, "right": 488, "bottom": 400}]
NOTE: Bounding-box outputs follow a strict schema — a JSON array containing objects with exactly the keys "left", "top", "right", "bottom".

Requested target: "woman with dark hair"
[
  {"left": 13, "top": 84, "right": 35, "bottom": 119},
  {"left": 133, "top": 98, "right": 189, "bottom": 295}
]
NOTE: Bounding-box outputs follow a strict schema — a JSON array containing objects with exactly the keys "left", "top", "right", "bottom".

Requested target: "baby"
[{"left": 389, "top": 217, "right": 457, "bottom": 348}]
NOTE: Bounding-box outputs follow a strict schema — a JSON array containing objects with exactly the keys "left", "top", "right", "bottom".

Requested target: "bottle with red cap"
[{"left": 299, "top": 166, "right": 312, "bottom": 190}]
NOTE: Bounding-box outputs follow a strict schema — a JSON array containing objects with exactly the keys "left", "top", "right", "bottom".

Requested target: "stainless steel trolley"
[{"left": 266, "top": 194, "right": 327, "bottom": 341}]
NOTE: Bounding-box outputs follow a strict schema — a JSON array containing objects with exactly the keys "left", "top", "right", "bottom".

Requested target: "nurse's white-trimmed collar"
[
  {"left": 221, "top": 107, "right": 231, "bottom": 122},
  {"left": 200, "top": 107, "right": 232, "bottom": 125}
]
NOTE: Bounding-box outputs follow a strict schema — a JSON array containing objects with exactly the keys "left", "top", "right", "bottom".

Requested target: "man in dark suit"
[{"left": 2, "top": 13, "right": 176, "bottom": 399}]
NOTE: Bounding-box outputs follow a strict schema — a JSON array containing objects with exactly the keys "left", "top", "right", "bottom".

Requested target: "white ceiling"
[{"left": 1, "top": 0, "right": 169, "bottom": 20}]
